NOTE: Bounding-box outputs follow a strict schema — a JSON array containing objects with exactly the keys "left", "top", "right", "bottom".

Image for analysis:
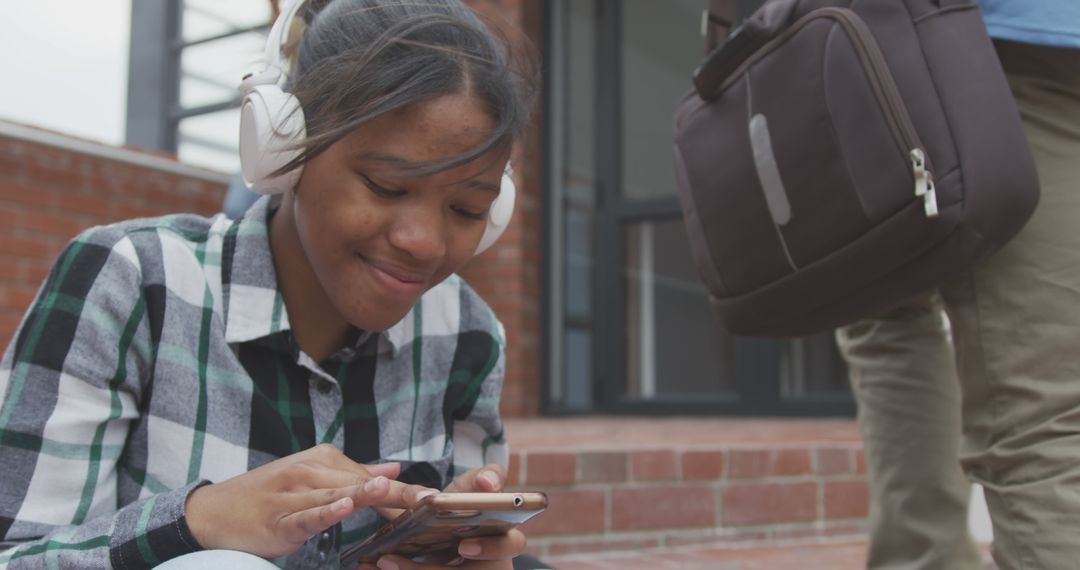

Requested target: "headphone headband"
[{"left": 241, "top": 0, "right": 307, "bottom": 91}]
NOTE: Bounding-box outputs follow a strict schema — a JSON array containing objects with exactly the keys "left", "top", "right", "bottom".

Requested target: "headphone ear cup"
[
  {"left": 474, "top": 173, "right": 517, "bottom": 255},
  {"left": 239, "top": 85, "right": 307, "bottom": 195}
]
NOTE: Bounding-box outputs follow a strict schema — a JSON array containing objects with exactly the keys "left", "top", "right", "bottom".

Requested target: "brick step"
[
  {"left": 547, "top": 538, "right": 870, "bottom": 570},
  {"left": 545, "top": 539, "right": 998, "bottom": 570},
  {"left": 501, "top": 418, "right": 869, "bottom": 560}
]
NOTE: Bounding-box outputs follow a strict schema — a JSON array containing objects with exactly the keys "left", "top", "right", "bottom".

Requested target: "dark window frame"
[
  {"left": 126, "top": 0, "right": 263, "bottom": 154},
  {"left": 542, "top": 0, "right": 854, "bottom": 418}
]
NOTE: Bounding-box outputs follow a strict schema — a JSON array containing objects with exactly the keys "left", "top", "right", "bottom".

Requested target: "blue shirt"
[{"left": 978, "top": 0, "right": 1080, "bottom": 49}]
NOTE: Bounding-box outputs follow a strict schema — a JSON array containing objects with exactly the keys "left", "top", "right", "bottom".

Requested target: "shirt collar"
[
  {"left": 220, "top": 195, "right": 409, "bottom": 356},
  {"left": 222, "top": 196, "right": 292, "bottom": 344}
]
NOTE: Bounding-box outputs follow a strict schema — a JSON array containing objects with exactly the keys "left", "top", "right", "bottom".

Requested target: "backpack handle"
[
  {"left": 702, "top": 0, "right": 738, "bottom": 55},
  {"left": 693, "top": 0, "right": 799, "bottom": 101}
]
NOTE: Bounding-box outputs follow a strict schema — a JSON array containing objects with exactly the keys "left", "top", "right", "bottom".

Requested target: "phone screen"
[{"left": 339, "top": 492, "right": 547, "bottom": 567}]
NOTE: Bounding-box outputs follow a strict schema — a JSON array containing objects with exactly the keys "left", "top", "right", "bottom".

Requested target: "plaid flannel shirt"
[{"left": 0, "top": 196, "right": 508, "bottom": 569}]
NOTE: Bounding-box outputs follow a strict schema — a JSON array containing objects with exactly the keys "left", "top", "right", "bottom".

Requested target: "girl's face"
[{"left": 279, "top": 92, "right": 508, "bottom": 332}]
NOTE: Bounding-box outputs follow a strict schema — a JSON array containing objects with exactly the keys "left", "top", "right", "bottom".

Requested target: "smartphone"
[{"left": 339, "top": 492, "right": 548, "bottom": 567}]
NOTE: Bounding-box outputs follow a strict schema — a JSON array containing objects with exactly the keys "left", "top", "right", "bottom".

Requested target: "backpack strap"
[{"left": 703, "top": 0, "right": 738, "bottom": 55}]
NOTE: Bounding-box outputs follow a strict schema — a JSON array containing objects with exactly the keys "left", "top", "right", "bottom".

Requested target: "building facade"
[
  {"left": 123, "top": 0, "right": 854, "bottom": 419},
  {"left": 0, "top": 0, "right": 886, "bottom": 559}
]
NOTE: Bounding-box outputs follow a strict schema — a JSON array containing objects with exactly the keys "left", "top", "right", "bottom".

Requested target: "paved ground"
[
  {"left": 547, "top": 540, "right": 868, "bottom": 570},
  {"left": 546, "top": 540, "right": 998, "bottom": 570}
]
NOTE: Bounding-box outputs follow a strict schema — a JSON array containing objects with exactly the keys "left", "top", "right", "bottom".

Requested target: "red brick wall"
[
  {"left": 460, "top": 0, "right": 545, "bottom": 418},
  {"left": 0, "top": 1, "right": 546, "bottom": 419},
  {"left": 507, "top": 442, "right": 869, "bottom": 558},
  {"left": 0, "top": 127, "right": 227, "bottom": 349}
]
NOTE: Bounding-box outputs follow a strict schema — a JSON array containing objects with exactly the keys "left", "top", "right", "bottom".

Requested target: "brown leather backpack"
[{"left": 672, "top": 0, "right": 1039, "bottom": 337}]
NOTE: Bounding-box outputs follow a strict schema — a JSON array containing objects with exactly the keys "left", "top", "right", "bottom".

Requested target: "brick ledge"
[
  {"left": 504, "top": 417, "right": 860, "bottom": 451},
  {"left": 501, "top": 417, "right": 869, "bottom": 559}
]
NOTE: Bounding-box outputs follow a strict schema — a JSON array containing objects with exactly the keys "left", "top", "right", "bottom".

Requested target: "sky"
[
  {"left": 0, "top": 1, "right": 131, "bottom": 146},
  {"left": 0, "top": 1, "right": 271, "bottom": 172}
]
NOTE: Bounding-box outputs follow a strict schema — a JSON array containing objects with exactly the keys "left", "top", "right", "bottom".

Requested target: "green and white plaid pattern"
[{"left": 0, "top": 197, "right": 507, "bottom": 569}]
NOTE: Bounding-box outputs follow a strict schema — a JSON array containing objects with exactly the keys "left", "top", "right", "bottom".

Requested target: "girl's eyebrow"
[
  {"left": 355, "top": 151, "right": 417, "bottom": 168},
  {"left": 356, "top": 151, "right": 501, "bottom": 194},
  {"left": 463, "top": 179, "right": 500, "bottom": 194}
]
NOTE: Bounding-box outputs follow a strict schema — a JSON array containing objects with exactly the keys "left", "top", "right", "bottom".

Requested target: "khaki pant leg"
[
  {"left": 940, "top": 41, "right": 1080, "bottom": 570},
  {"left": 836, "top": 294, "right": 980, "bottom": 570}
]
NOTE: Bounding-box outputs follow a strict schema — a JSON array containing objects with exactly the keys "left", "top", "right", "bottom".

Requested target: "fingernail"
[
  {"left": 331, "top": 497, "right": 351, "bottom": 513},
  {"left": 458, "top": 540, "right": 482, "bottom": 556},
  {"left": 480, "top": 470, "right": 500, "bottom": 488},
  {"left": 376, "top": 557, "right": 399, "bottom": 570},
  {"left": 416, "top": 489, "right": 439, "bottom": 501},
  {"left": 364, "top": 476, "right": 387, "bottom": 492}
]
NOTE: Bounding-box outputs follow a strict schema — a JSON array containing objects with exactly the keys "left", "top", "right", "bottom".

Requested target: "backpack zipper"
[
  {"left": 705, "top": 7, "right": 939, "bottom": 217},
  {"left": 828, "top": 8, "right": 939, "bottom": 218}
]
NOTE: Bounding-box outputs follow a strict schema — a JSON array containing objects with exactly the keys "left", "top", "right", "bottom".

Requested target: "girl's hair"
[{"left": 276, "top": 0, "right": 538, "bottom": 176}]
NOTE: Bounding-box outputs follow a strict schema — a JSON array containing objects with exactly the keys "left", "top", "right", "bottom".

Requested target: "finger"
[
  {"left": 303, "top": 444, "right": 401, "bottom": 481},
  {"left": 276, "top": 477, "right": 397, "bottom": 543},
  {"left": 445, "top": 464, "right": 506, "bottom": 493},
  {"left": 277, "top": 495, "right": 356, "bottom": 544},
  {"left": 287, "top": 463, "right": 368, "bottom": 489},
  {"left": 372, "top": 482, "right": 440, "bottom": 522},
  {"left": 373, "top": 554, "right": 426, "bottom": 569},
  {"left": 368, "top": 530, "right": 527, "bottom": 569},
  {"left": 457, "top": 529, "right": 527, "bottom": 561},
  {"left": 381, "top": 478, "right": 440, "bottom": 509},
  {"left": 339, "top": 462, "right": 418, "bottom": 511},
  {"left": 374, "top": 505, "right": 406, "bottom": 523},
  {"left": 289, "top": 475, "right": 394, "bottom": 514},
  {"left": 367, "top": 462, "right": 402, "bottom": 480},
  {"left": 373, "top": 554, "right": 512, "bottom": 569}
]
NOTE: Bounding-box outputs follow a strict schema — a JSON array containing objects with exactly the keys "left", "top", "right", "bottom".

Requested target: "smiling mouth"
[{"left": 361, "top": 256, "right": 431, "bottom": 296}]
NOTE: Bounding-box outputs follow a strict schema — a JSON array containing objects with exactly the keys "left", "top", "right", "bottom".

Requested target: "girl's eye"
[
  {"left": 360, "top": 174, "right": 406, "bottom": 198},
  {"left": 454, "top": 207, "right": 488, "bottom": 221}
]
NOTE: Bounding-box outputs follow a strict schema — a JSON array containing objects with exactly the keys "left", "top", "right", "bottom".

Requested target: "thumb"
[
  {"left": 366, "top": 462, "right": 401, "bottom": 480},
  {"left": 446, "top": 464, "right": 506, "bottom": 493}
]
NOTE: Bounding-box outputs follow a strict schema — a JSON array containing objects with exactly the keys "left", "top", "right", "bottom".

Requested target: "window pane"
[
  {"left": 180, "top": 31, "right": 265, "bottom": 109},
  {"left": 178, "top": 108, "right": 241, "bottom": 173},
  {"left": 620, "top": 0, "right": 702, "bottom": 200},
  {"left": 561, "top": 0, "right": 596, "bottom": 323},
  {"left": 183, "top": 0, "right": 271, "bottom": 42},
  {"left": 565, "top": 207, "right": 592, "bottom": 319},
  {"left": 780, "top": 335, "right": 849, "bottom": 397},
  {"left": 551, "top": 0, "right": 598, "bottom": 408},
  {"left": 564, "top": 0, "right": 596, "bottom": 193},
  {"left": 563, "top": 328, "right": 593, "bottom": 409},
  {"left": 625, "top": 220, "right": 735, "bottom": 398}
]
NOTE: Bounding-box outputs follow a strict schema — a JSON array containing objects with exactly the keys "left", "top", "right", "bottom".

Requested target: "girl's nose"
[{"left": 388, "top": 206, "right": 447, "bottom": 261}]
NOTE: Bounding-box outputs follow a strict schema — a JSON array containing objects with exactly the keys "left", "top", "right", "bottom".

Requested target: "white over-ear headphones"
[{"left": 237, "top": 0, "right": 516, "bottom": 254}]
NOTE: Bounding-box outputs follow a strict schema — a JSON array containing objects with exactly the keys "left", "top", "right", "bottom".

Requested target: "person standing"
[{"left": 838, "top": 1, "right": 1080, "bottom": 568}]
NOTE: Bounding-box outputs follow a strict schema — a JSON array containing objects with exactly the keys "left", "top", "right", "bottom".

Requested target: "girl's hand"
[
  {"left": 357, "top": 531, "right": 525, "bottom": 570},
  {"left": 359, "top": 551, "right": 520, "bottom": 570},
  {"left": 185, "top": 443, "right": 437, "bottom": 558},
  {"left": 364, "top": 464, "right": 526, "bottom": 570},
  {"left": 444, "top": 463, "right": 507, "bottom": 494}
]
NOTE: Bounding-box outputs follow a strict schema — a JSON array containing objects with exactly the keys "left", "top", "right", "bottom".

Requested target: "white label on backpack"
[{"left": 749, "top": 113, "right": 792, "bottom": 226}]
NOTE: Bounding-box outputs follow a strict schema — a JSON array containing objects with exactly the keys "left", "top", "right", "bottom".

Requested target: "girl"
[{"left": 0, "top": 0, "right": 537, "bottom": 568}]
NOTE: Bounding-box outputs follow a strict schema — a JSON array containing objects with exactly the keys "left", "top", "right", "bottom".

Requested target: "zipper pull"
[
  {"left": 923, "top": 178, "right": 939, "bottom": 217},
  {"left": 910, "top": 148, "right": 939, "bottom": 218}
]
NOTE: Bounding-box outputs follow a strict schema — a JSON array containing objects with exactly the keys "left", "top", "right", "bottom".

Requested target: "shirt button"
[
  {"left": 317, "top": 530, "right": 332, "bottom": 553},
  {"left": 316, "top": 379, "right": 333, "bottom": 394}
]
